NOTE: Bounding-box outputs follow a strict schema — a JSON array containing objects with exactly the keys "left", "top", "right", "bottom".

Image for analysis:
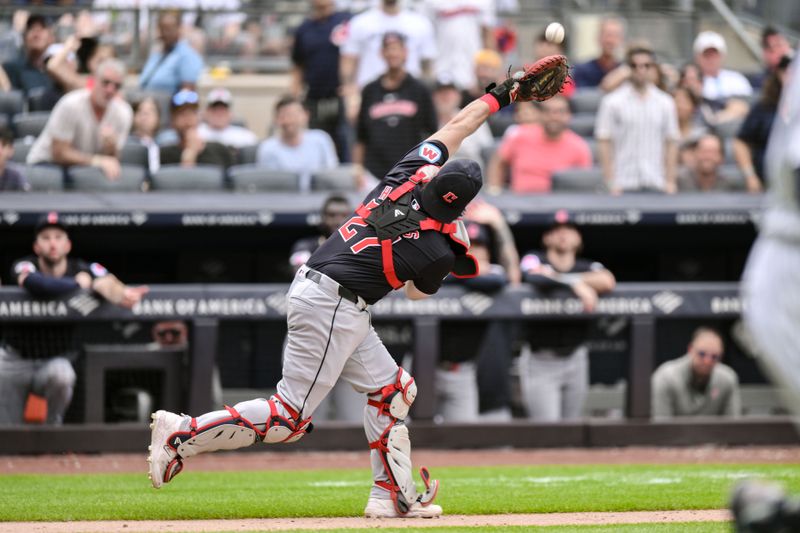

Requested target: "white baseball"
[{"left": 545, "top": 22, "right": 565, "bottom": 44}]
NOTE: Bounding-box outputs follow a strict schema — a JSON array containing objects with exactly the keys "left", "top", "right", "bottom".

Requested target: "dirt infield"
[
  {"left": 3, "top": 447, "right": 797, "bottom": 532},
  {"left": 0, "top": 510, "right": 731, "bottom": 533}
]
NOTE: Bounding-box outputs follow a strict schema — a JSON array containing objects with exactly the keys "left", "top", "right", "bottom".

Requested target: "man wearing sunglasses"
[
  {"left": 651, "top": 326, "right": 741, "bottom": 419},
  {"left": 26, "top": 58, "right": 132, "bottom": 180}
]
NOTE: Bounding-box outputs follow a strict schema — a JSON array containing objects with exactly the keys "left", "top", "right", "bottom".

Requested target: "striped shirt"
[{"left": 595, "top": 82, "right": 679, "bottom": 191}]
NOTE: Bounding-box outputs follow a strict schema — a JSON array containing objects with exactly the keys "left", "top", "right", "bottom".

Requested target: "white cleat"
[
  {"left": 147, "top": 410, "right": 186, "bottom": 489},
  {"left": 364, "top": 497, "right": 443, "bottom": 518}
]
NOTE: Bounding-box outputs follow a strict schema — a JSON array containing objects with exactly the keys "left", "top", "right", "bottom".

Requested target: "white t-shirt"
[
  {"left": 341, "top": 7, "right": 438, "bottom": 88},
  {"left": 198, "top": 123, "right": 259, "bottom": 149},
  {"left": 422, "top": 0, "right": 495, "bottom": 90},
  {"left": 701, "top": 69, "right": 753, "bottom": 103},
  {"left": 27, "top": 89, "right": 133, "bottom": 165}
]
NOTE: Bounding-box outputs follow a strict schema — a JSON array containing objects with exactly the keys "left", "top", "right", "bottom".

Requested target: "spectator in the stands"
[
  {"left": 733, "top": 54, "right": 791, "bottom": 193},
  {"left": 129, "top": 96, "right": 162, "bottom": 175},
  {"left": 45, "top": 35, "right": 115, "bottom": 94},
  {"left": 572, "top": 15, "right": 625, "bottom": 89},
  {"left": 290, "top": 0, "right": 351, "bottom": 162},
  {"left": 4, "top": 213, "right": 148, "bottom": 426},
  {"left": 693, "top": 31, "right": 752, "bottom": 125},
  {"left": 139, "top": 10, "right": 204, "bottom": 95},
  {"left": 0, "top": 126, "right": 28, "bottom": 192},
  {"left": 339, "top": 0, "right": 437, "bottom": 120},
  {"left": 2, "top": 14, "right": 54, "bottom": 96},
  {"left": 256, "top": 95, "right": 338, "bottom": 191},
  {"left": 753, "top": 26, "right": 793, "bottom": 89},
  {"left": 198, "top": 88, "right": 258, "bottom": 149},
  {"left": 26, "top": 58, "right": 132, "bottom": 181},
  {"left": 518, "top": 217, "right": 616, "bottom": 421},
  {"left": 488, "top": 94, "right": 591, "bottom": 194},
  {"left": 673, "top": 85, "right": 708, "bottom": 167},
  {"left": 461, "top": 48, "right": 504, "bottom": 108},
  {"left": 420, "top": 0, "right": 496, "bottom": 92},
  {"left": 432, "top": 79, "right": 493, "bottom": 170},
  {"left": 596, "top": 46, "right": 679, "bottom": 193},
  {"left": 677, "top": 133, "right": 737, "bottom": 192},
  {"left": 651, "top": 326, "right": 741, "bottom": 419},
  {"left": 160, "top": 89, "right": 235, "bottom": 169},
  {"left": 354, "top": 32, "right": 437, "bottom": 188}
]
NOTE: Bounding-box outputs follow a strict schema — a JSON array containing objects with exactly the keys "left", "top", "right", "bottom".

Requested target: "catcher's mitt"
[{"left": 486, "top": 54, "right": 570, "bottom": 107}]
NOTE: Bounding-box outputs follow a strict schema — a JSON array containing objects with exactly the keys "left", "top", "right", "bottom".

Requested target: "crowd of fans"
[
  {"left": 0, "top": 1, "right": 792, "bottom": 195},
  {"left": 0, "top": 1, "right": 790, "bottom": 424}
]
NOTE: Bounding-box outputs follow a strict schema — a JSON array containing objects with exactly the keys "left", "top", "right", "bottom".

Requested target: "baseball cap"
[
  {"left": 693, "top": 31, "right": 727, "bottom": 55},
  {"left": 207, "top": 87, "right": 232, "bottom": 107},
  {"left": 420, "top": 159, "right": 483, "bottom": 223},
  {"left": 545, "top": 208, "right": 578, "bottom": 233},
  {"left": 382, "top": 31, "right": 406, "bottom": 47},
  {"left": 171, "top": 89, "right": 199, "bottom": 110},
  {"left": 34, "top": 211, "right": 68, "bottom": 237}
]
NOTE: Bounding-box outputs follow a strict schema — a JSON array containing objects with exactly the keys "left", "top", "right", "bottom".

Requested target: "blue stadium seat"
[
  {"left": 68, "top": 165, "right": 146, "bottom": 192},
  {"left": 570, "top": 88, "right": 603, "bottom": 115},
  {"left": 0, "top": 90, "right": 24, "bottom": 117},
  {"left": 551, "top": 167, "right": 606, "bottom": 192},
  {"left": 150, "top": 164, "right": 225, "bottom": 191},
  {"left": 23, "top": 165, "right": 63, "bottom": 192},
  {"left": 311, "top": 164, "right": 357, "bottom": 191},
  {"left": 228, "top": 164, "right": 299, "bottom": 192},
  {"left": 237, "top": 144, "right": 259, "bottom": 165},
  {"left": 120, "top": 142, "right": 150, "bottom": 170},
  {"left": 13, "top": 112, "right": 51, "bottom": 139},
  {"left": 569, "top": 113, "right": 596, "bottom": 137}
]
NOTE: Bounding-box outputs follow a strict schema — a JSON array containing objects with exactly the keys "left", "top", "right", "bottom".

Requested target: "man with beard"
[{"left": 4, "top": 212, "right": 148, "bottom": 426}]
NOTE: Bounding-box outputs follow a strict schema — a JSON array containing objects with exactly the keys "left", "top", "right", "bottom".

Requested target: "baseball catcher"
[{"left": 147, "top": 55, "right": 569, "bottom": 518}]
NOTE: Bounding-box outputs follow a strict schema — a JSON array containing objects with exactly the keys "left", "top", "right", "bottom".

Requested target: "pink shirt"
[{"left": 498, "top": 124, "right": 592, "bottom": 193}]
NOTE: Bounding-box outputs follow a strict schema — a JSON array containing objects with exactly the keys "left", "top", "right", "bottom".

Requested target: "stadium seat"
[
  {"left": 582, "top": 137, "right": 599, "bottom": 164},
  {"left": 150, "top": 164, "right": 225, "bottom": 191},
  {"left": 551, "top": 167, "right": 606, "bottom": 192},
  {"left": 487, "top": 112, "right": 515, "bottom": 138},
  {"left": 23, "top": 165, "right": 63, "bottom": 191},
  {"left": 480, "top": 142, "right": 497, "bottom": 169},
  {"left": 570, "top": 88, "right": 603, "bottom": 114},
  {"left": 27, "top": 87, "right": 56, "bottom": 112},
  {"left": 0, "top": 89, "right": 24, "bottom": 117},
  {"left": 311, "top": 164, "right": 357, "bottom": 191},
  {"left": 68, "top": 165, "right": 146, "bottom": 192},
  {"left": 569, "top": 113, "right": 596, "bottom": 137},
  {"left": 228, "top": 164, "right": 299, "bottom": 192},
  {"left": 120, "top": 142, "right": 149, "bottom": 169},
  {"left": 237, "top": 144, "right": 259, "bottom": 165},
  {"left": 13, "top": 112, "right": 51, "bottom": 139},
  {"left": 11, "top": 138, "right": 33, "bottom": 164},
  {"left": 714, "top": 118, "right": 744, "bottom": 139}
]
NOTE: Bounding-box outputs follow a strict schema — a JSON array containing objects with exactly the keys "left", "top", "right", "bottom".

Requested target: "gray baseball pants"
[{"left": 517, "top": 343, "right": 589, "bottom": 421}]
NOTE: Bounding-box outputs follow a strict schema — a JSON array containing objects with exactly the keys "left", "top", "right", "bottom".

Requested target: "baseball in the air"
[{"left": 545, "top": 22, "right": 565, "bottom": 44}]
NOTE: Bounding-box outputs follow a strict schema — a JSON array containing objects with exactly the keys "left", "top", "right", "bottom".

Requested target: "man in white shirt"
[
  {"left": 27, "top": 58, "right": 132, "bottom": 180},
  {"left": 694, "top": 31, "right": 752, "bottom": 124},
  {"left": 596, "top": 46, "right": 679, "bottom": 193},
  {"left": 339, "top": 0, "right": 437, "bottom": 120},
  {"left": 198, "top": 88, "right": 259, "bottom": 149},
  {"left": 420, "top": 0, "right": 496, "bottom": 91}
]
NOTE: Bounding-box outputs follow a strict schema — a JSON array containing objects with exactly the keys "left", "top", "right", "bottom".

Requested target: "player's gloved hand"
[{"left": 484, "top": 54, "right": 570, "bottom": 110}]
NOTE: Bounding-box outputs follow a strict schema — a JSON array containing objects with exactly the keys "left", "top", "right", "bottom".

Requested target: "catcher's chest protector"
[{"left": 355, "top": 173, "right": 476, "bottom": 289}]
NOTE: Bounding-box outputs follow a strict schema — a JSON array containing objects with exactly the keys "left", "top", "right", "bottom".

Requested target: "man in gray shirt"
[{"left": 651, "top": 326, "right": 741, "bottom": 418}]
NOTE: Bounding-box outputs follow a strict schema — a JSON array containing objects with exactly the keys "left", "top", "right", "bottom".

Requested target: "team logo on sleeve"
[
  {"left": 90, "top": 262, "right": 108, "bottom": 277},
  {"left": 418, "top": 143, "right": 442, "bottom": 163}
]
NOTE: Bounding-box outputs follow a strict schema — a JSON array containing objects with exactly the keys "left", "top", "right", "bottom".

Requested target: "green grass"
[{"left": 0, "top": 463, "right": 797, "bottom": 521}]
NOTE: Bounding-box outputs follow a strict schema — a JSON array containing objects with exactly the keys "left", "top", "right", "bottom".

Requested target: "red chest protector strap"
[{"left": 357, "top": 168, "right": 463, "bottom": 290}]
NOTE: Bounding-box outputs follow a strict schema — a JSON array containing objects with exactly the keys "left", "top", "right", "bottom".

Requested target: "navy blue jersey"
[
  {"left": 11, "top": 255, "right": 108, "bottom": 282},
  {"left": 291, "top": 12, "right": 350, "bottom": 100},
  {"left": 308, "top": 140, "right": 456, "bottom": 304}
]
